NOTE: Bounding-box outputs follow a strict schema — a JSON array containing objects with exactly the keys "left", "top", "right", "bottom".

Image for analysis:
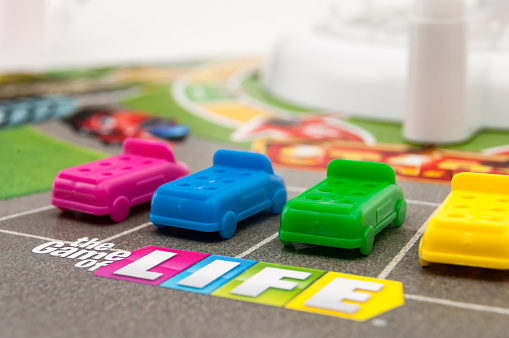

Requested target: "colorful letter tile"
[
  {"left": 211, "top": 262, "right": 325, "bottom": 307},
  {"left": 160, "top": 255, "right": 257, "bottom": 294},
  {"left": 94, "top": 246, "right": 209, "bottom": 285},
  {"left": 285, "top": 272, "right": 404, "bottom": 321}
]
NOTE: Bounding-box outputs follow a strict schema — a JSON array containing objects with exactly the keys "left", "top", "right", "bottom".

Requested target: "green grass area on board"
[
  {"left": 345, "top": 118, "right": 509, "bottom": 151},
  {"left": 345, "top": 118, "right": 405, "bottom": 144},
  {"left": 185, "top": 83, "right": 236, "bottom": 102},
  {"left": 241, "top": 73, "right": 315, "bottom": 113},
  {"left": 122, "top": 83, "right": 250, "bottom": 147},
  {"left": 0, "top": 126, "right": 105, "bottom": 200},
  {"left": 439, "top": 129, "right": 509, "bottom": 152}
]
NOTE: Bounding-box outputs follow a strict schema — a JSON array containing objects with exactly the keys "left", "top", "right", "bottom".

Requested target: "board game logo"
[
  {"left": 93, "top": 246, "right": 404, "bottom": 321},
  {"left": 32, "top": 240, "right": 404, "bottom": 321},
  {"left": 32, "top": 237, "right": 130, "bottom": 271}
]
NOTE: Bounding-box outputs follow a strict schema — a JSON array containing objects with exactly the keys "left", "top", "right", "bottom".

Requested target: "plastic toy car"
[
  {"left": 279, "top": 159, "right": 407, "bottom": 255},
  {"left": 419, "top": 172, "right": 509, "bottom": 269},
  {"left": 51, "top": 138, "right": 189, "bottom": 222},
  {"left": 149, "top": 149, "right": 287, "bottom": 239},
  {"left": 67, "top": 108, "right": 189, "bottom": 144}
]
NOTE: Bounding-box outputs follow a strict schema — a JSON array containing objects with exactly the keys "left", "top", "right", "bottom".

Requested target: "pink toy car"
[{"left": 51, "top": 137, "right": 189, "bottom": 222}]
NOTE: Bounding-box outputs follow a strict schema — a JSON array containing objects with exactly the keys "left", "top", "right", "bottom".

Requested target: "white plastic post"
[{"left": 404, "top": 0, "right": 472, "bottom": 144}]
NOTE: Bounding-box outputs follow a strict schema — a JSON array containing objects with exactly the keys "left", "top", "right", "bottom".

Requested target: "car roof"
[
  {"left": 157, "top": 165, "right": 266, "bottom": 201},
  {"left": 433, "top": 191, "right": 508, "bottom": 234},
  {"left": 290, "top": 177, "right": 391, "bottom": 214},
  {"left": 59, "top": 154, "right": 169, "bottom": 184}
]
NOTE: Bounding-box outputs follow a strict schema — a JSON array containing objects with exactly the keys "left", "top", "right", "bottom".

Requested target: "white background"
[
  {"left": 0, "top": 0, "right": 328, "bottom": 71},
  {"left": 0, "top": 0, "right": 498, "bottom": 72}
]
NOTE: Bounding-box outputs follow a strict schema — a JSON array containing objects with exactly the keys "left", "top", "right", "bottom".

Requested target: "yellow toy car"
[{"left": 419, "top": 172, "right": 509, "bottom": 269}]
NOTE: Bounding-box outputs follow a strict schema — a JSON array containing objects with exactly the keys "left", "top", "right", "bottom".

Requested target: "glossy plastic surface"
[
  {"left": 419, "top": 172, "right": 509, "bottom": 269},
  {"left": 279, "top": 159, "right": 406, "bottom": 255},
  {"left": 149, "top": 149, "right": 287, "bottom": 239},
  {"left": 51, "top": 137, "right": 189, "bottom": 222}
]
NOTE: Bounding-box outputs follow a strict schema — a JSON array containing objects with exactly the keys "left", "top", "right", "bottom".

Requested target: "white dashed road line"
[
  {"left": 0, "top": 205, "right": 55, "bottom": 223},
  {"left": 377, "top": 208, "right": 438, "bottom": 279},
  {"left": 405, "top": 294, "right": 509, "bottom": 316},
  {"left": 102, "top": 222, "right": 153, "bottom": 242},
  {"left": 235, "top": 232, "right": 279, "bottom": 258},
  {"left": 0, "top": 229, "right": 72, "bottom": 244},
  {"left": 406, "top": 199, "right": 441, "bottom": 207}
]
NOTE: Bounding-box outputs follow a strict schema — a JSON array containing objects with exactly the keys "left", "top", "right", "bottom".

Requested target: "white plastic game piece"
[{"left": 404, "top": 0, "right": 473, "bottom": 144}]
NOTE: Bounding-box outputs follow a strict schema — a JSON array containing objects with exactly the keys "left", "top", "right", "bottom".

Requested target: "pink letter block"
[{"left": 94, "top": 246, "right": 209, "bottom": 285}]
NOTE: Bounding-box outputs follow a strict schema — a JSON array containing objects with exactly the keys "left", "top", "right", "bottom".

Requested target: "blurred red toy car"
[{"left": 67, "top": 108, "right": 189, "bottom": 144}]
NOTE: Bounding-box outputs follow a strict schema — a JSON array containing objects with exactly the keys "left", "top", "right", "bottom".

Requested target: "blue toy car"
[{"left": 149, "top": 149, "right": 287, "bottom": 239}]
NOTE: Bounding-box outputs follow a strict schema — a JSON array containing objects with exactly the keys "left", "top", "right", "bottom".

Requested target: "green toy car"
[{"left": 279, "top": 159, "right": 407, "bottom": 255}]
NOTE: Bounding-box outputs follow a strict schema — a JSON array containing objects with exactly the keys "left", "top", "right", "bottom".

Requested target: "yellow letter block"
[{"left": 286, "top": 272, "right": 404, "bottom": 321}]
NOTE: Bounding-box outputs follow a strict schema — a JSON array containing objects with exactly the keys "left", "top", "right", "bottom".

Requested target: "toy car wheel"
[
  {"left": 360, "top": 226, "right": 375, "bottom": 255},
  {"left": 270, "top": 188, "right": 287, "bottom": 214},
  {"left": 110, "top": 196, "right": 129, "bottom": 222},
  {"left": 280, "top": 239, "right": 292, "bottom": 245},
  {"left": 393, "top": 199, "right": 407, "bottom": 227},
  {"left": 219, "top": 211, "right": 237, "bottom": 239},
  {"left": 419, "top": 257, "right": 430, "bottom": 267}
]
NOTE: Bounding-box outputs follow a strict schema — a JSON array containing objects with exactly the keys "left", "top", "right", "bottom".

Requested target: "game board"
[{"left": 1, "top": 59, "right": 508, "bottom": 337}]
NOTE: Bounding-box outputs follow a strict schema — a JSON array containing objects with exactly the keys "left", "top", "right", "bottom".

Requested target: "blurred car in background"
[{"left": 67, "top": 108, "right": 189, "bottom": 144}]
